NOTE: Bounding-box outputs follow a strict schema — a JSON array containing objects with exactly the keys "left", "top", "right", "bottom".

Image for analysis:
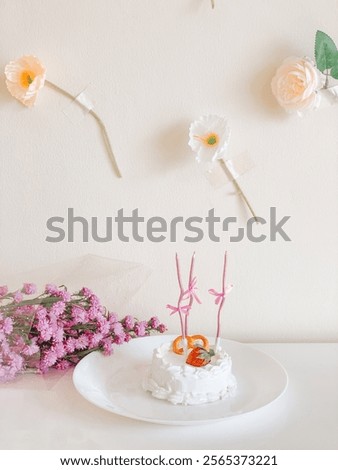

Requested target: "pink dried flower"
[
  {"left": 59, "top": 290, "right": 71, "bottom": 302},
  {"left": 113, "top": 332, "right": 126, "bottom": 345},
  {"left": 124, "top": 333, "right": 132, "bottom": 342},
  {"left": 8, "top": 351, "right": 24, "bottom": 373},
  {"left": 88, "top": 306, "right": 102, "bottom": 321},
  {"left": 22, "top": 283, "right": 37, "bottom": 295},
  {"left": 80, "top": 287, "right": 93, "bottom": 297},
  {"left": 158, "top": 323, "right": 167, "bottom": 333},
  {"left": 98, "top": 318, "right": 110, "bottom": 335},
  {"left": 3, "top": 317, "right": 13, "bottom": 335},
  {"left": 75, "top": 335, "right": 89, "bottom": 350},
  {"left": 43, "top": 349, "right": 58, "bottom": 368},
  {"left": 108, "top": 312, "right": 119, "bottom": 324},
  {"left": 134, "top": 321, "right": 147, "bottom": 337},
  {"left": 37, "top": 317, "right": 53, "bottom": 342},
  {"left": 22, "top": 341, "right": 39, "bottom": 356},
  {"left": 72, "top": 306, "right": 87, "bottom": 323},
  {"left": 0, "top": 286, "right": 8, "bottom": 296},
  {"left": 54, "top": 327, "right": 64, "bottom": 343},
  {"left": 149, "top": 316, "right": 160, "bottom": 329},
  {"left": 45, "top": 284, "right": 59, "bottom": 295},
  {"left": 13, "top": 290, "right": 23, "bottom": 303},
  {"left": 53, "top": 342, "right": 65, "bottom": 358},
  {"left": 55, "top": 360, "right": 71, "bottom": 371},
  {"left": 123, "top": 315, "right": 135, "bottom": 330},
  {"left": 89, "top": 332, "right": 103, "bottom": 348},
  {"left": 65, "top": 337, "right": 77, "bottom": 354},
  {"left": 50, "top": 301, "right": 65, "bottom": 317},
  {"left": 36, "top": 307, "right": 47, "bottom": 321},
  {"left": 102, "top": 337, "right": 113, "bottom": 355},
  {"left": 112, "top": 322, "right": 124, "bottom": 336}
]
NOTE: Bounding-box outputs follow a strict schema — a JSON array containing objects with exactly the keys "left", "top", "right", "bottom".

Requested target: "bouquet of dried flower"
[{"left": 0, "top": 283, "right": 166, "bottom": 383}]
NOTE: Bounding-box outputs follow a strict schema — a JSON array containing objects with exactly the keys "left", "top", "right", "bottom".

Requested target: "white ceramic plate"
[{"left": 73, "top": 335, "right": 288, "bottom": 425}]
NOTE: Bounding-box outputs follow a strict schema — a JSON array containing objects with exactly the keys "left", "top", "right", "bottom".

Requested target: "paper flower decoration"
[
  {"left": 189, "top": 115, "right": 259, "bottom": 223},
  {"left": 188, "top": 115, "right": 231, "bottom": 163},
  {"left": 5, "top": 55, "right": 46, "bottom": 107},
  {"left": 271, "top": 31, "right": 338, "bottom": 115},
  {"left": 271, "top": 57, "right": 323, "bottom": 113},
  {"left": 4, "top": 55, "right": 121, "bottom": 177}
]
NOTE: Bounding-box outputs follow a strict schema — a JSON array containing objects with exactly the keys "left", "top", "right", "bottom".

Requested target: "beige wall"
[{"left": 0, "top": 0, "right": 337, "bottom": 341}]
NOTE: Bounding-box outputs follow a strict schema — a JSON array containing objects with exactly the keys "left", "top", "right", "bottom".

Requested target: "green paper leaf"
[
  {"left": 330, "top": 51, "right": 338, "bottom": 79},
  {"left": 315, "top": 30, "right": 337, "bottom": 72},
  {"left": 331, "top": 64, "right": 338, "bottom": 79}
]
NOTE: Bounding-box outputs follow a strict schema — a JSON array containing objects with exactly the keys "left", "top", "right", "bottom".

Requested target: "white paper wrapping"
[{"left": 5, "top": 254, "right": 151, "bottom": 313}]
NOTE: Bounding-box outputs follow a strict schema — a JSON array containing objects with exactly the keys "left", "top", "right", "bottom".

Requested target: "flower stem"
[
  {"left": 219, "top": 159, "right": 260, "bottom": 224},
  {"left": 45, "top": 80, "right": 122, "bottom": 178},
  {"left": 211, "top": 0, "right": 215, "bottom": 8},
  {"left": 0, "top": 296, "right": 61, "bottom": 311}
]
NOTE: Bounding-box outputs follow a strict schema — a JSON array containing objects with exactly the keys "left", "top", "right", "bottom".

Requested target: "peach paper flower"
[
  {"left": 4, "top": 55, "right": 121, "bottom": 177},
  {"left": 271, "top": 57, "right": 324, "bottom": 114},
  {"left": 5, "top": 55, "right": 46, "bottom": 107}
]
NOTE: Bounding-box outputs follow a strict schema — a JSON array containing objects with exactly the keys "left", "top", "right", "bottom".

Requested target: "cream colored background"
[{"left": 0, "top": 0, "right": 337, "bottom": 341}]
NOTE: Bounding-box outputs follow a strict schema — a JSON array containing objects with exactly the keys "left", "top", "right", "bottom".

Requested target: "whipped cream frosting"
[{"left": 143, "top": 342, "right": 237, "bottom": 405}]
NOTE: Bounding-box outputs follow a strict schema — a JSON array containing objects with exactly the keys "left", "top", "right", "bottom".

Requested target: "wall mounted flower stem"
[
  {"left": 45, "top": 80, "right": 122, "bottom": 178},
  {"left": 218, "top": 159, "right": 259, "bottom": 223},
  {"left": 189, "top": 115, "right": 260, "bottom": 224},
  {"left": 4, "top": 55, "right": 122, "bottom": 178}
]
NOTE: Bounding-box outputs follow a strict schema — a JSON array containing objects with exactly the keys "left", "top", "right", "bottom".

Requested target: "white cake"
[{"left": 143, "top": 342, "right": 237, "bottom": 405}]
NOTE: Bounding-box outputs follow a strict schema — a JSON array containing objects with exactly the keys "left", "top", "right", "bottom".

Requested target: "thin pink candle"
[
  {"left": 185, "top": 252, "right": 195, "bottom": 337},
  {"left": 166, "top": 253, "right": 201, "bottom": 354},
  {"left": 175, "top": 253, "right": 186, "bottom": 340},
  {"left": 209, "top": 251, "right": 233, "bottom": 352},
  {"left": 215, "top": 251, "right": 227, "bottom": 342}
]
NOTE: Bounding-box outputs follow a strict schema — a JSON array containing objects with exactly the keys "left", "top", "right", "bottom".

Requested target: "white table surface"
[{"left": 1, "top": 343, "right": 337, "bottom": 450}]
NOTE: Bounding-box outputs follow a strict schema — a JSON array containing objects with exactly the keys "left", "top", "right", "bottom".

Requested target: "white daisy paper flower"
[
  {"left": 5, "top": 55, "right": 46, "bottom": 107},
  {"left": 188, "top": 115, "right": 231, "bottom": 163}
]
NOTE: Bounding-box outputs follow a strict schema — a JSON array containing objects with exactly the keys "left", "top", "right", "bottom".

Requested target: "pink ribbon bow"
[
  {"left": 183, "top": 277, "right": 202, "bottom": 304},
  {"left": 208, "top": 285, "right": 233, "bottom": 305},
  {"left": 166, "top": 304, "right": 191, "bottom": 316}
]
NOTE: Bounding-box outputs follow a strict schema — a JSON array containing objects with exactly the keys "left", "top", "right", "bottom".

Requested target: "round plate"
[{"left": 73, "top": 335, "right": 288, "bottom": 425}]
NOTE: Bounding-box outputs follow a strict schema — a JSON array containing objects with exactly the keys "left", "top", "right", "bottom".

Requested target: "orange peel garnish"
[
  {"left": 172, "top": 335, "right": 193, "bottom": 355},
  {"left": 172, "top": 334, "right": 210, "bottom": 354}
]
